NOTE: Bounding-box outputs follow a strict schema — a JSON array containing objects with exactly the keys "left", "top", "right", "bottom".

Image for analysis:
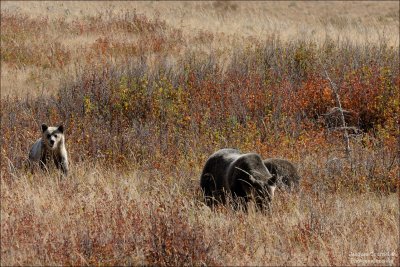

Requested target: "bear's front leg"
[
  {"left": 40, "top": 154, "right": 48, "bottom": 171},
  {"left": 60, "top": 158, "right": 69, "bottom": 176},
  {"left": 54, "top": 155, "right": 69, "bottom": 176}
]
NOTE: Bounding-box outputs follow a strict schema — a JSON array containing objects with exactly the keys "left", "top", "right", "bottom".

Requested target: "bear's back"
[
  {"left": 29, "top": 138, "right": 44, "bottom": 161},
  {"left": 200, "top": 148, "right": 241, "bottom": 190}
]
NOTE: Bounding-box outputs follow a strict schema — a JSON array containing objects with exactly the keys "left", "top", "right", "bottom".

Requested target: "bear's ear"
[
  {"left": 58, "top": 125, "right": 64, "bottom": 133},
  {"left": 41, "top": 124, "right": 48, "bottom": 132}
]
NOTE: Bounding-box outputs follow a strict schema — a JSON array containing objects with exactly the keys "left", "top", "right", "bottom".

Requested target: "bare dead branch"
[{"left": 324, "top": 70, "right": 352, "bottom": 159}]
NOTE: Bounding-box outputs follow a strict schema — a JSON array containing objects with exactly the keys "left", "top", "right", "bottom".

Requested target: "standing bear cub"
[
  {"left": 200, "top": 148, "right": 277, "bottom": 211},
  {"left": 29, "top": 124, "right": 69, "bottom": 175},
  {"left": 263, "top": 158, "right": 300, "bottom": 192}
]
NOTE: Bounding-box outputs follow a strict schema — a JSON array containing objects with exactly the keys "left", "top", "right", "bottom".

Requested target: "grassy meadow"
[{"left": 1, "top": 1, "right": 399, "bottom": 266}]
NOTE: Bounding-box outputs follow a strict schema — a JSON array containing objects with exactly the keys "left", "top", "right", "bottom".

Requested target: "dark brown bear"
[{"left": 200, "top": 148, "right": 277, "bottom": 211}]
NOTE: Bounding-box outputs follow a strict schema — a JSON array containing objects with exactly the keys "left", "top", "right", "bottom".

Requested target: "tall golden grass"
[
  {"left": 1, "top": 1, "right": 398, "bottom": 98},
  {"left": 1, "top": 161, "right": 398, "bottom": 266}
]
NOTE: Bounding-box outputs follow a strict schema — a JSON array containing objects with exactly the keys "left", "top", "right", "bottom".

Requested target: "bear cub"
[
  {"left": 263, "top": 158, "right": 300, "bottom": 192},
  {"left": 29, "top": 124, "right": 69, "bottom": 175}
]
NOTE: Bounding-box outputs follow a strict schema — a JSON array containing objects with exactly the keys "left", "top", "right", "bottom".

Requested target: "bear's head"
[
  {"left": 247, "top": 168, "right": 277, "bottom": 203},
  {"left": 41, "top": 124, "right": 65, "bottom": 151},
  {"left": 231, "top": 153, "right": 278, "bottom": 202}
]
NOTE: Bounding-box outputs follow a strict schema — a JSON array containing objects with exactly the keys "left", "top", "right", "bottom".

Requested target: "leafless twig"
[{"left": 324, "top": 70, "right": 352, "bottom": 159}]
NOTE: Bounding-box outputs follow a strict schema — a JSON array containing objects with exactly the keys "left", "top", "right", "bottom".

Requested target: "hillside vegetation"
[{"left": 1, "top": 2, "right": 399, "bottom": 266}]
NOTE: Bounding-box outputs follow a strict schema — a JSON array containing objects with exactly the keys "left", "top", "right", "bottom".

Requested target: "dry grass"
[
  {"left": 2, "top": 1, "right": 399, "bottom": 43},
  {"left": 1, "top": 1, "right": 399, "bottom": 99},
  {"left": 1, "top": 1, "right": 399, "bottom": 266},
  {"left": 1, "top": 162, "right": 398, "bottom": 266}
]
